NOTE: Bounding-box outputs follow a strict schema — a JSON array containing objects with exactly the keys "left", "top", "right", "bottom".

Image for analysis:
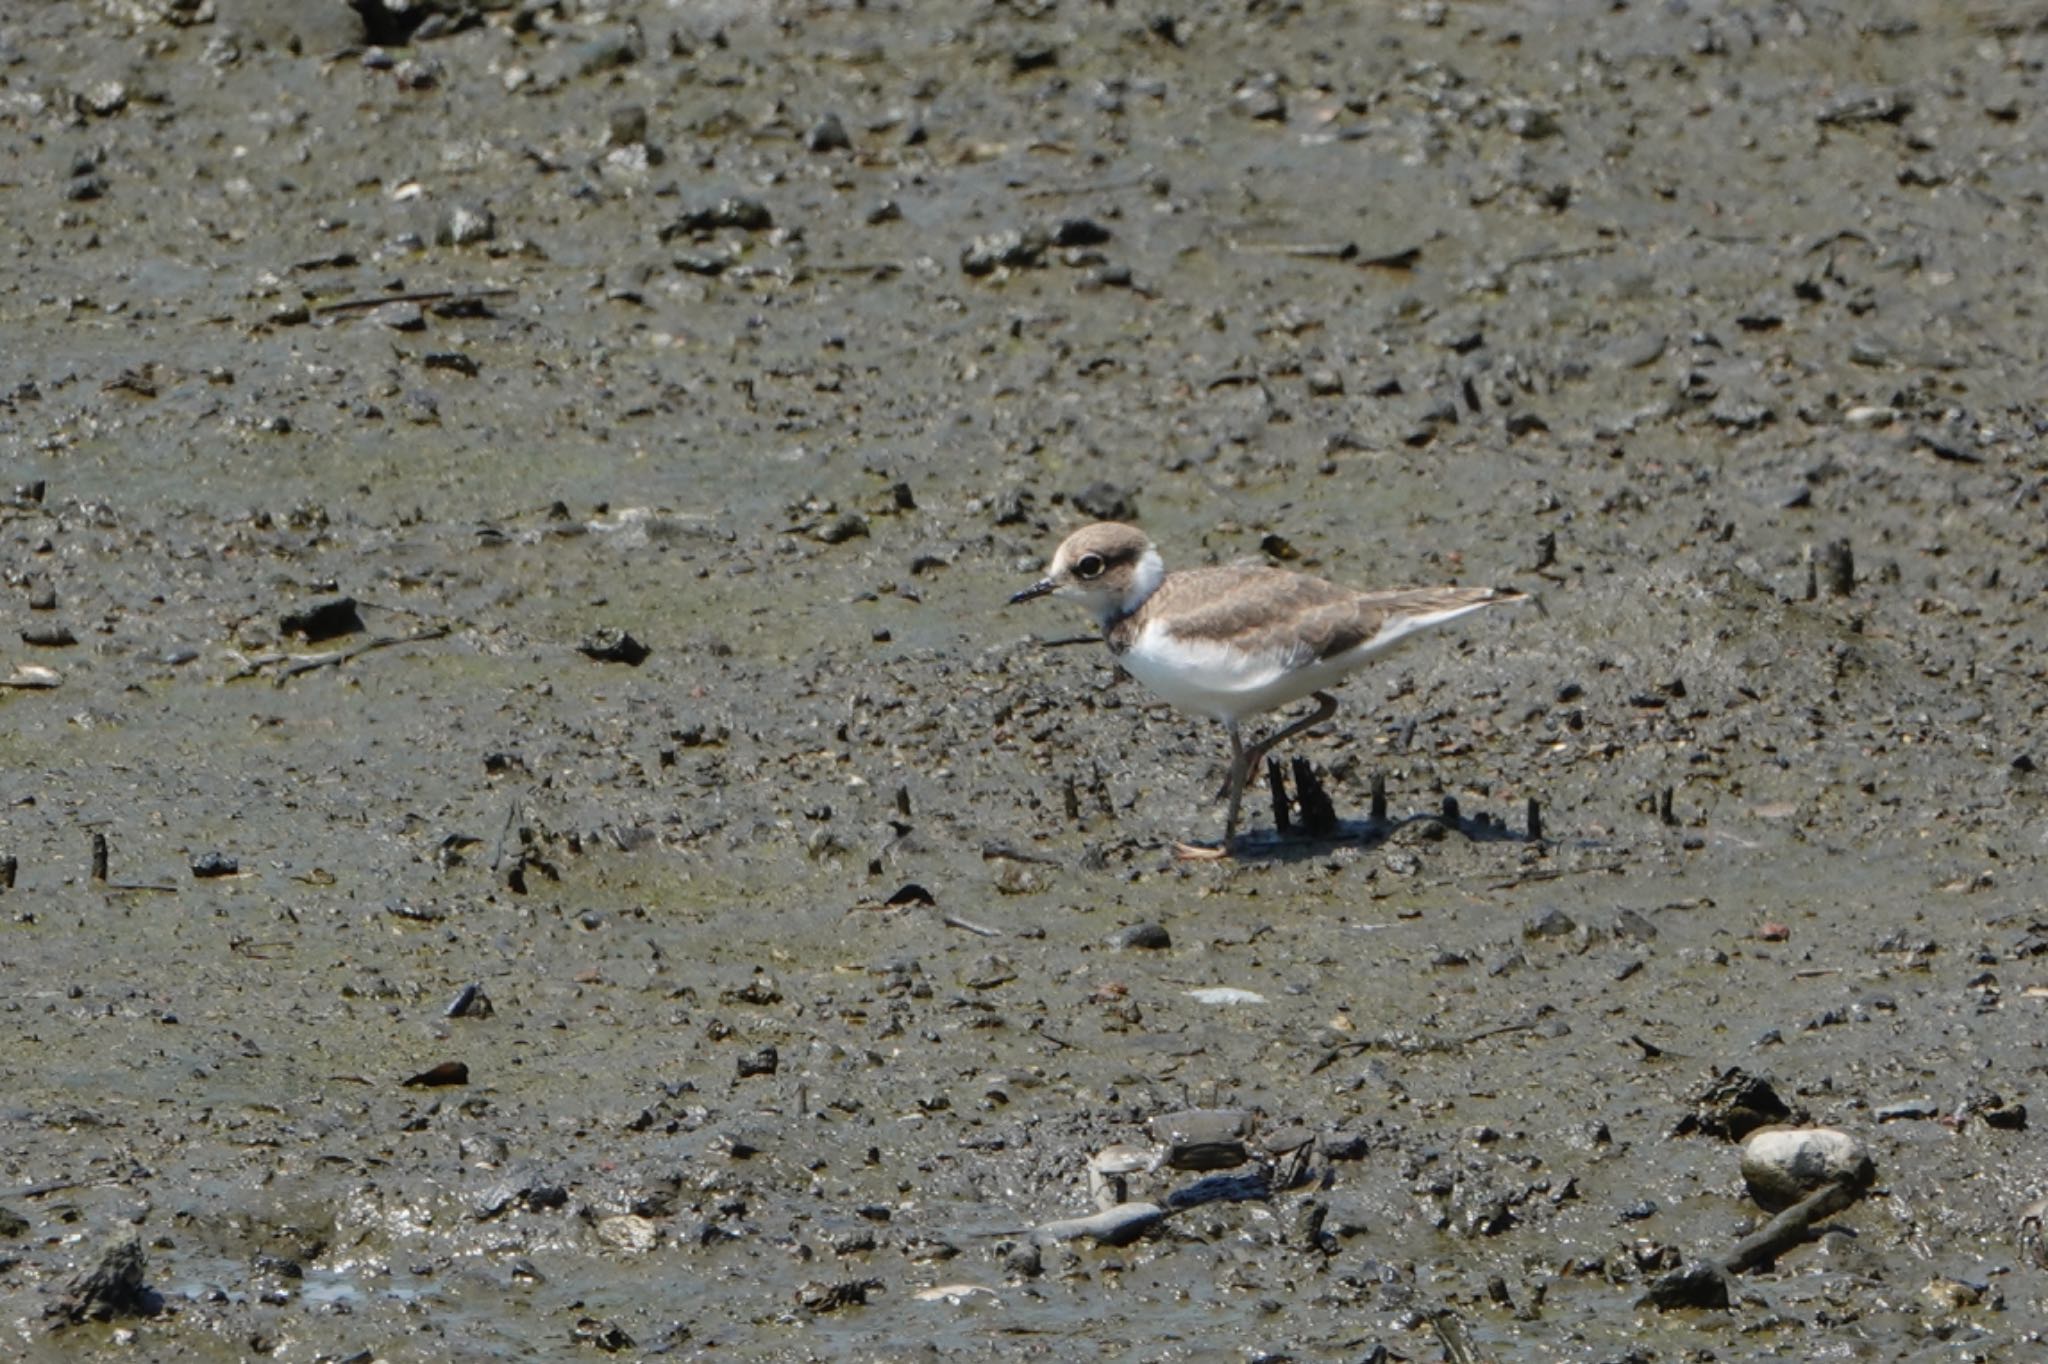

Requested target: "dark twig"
[
  {"left": 315, "top": 288, "right": 517, "bottom": 317},
  {"left": 1484, "top": 861, "right": 1626, "bottom": 890},
  {"left": 1640, "top": 1178, "right": 1865, "bottom": 1310},
  {"left": 1723, "top": 1178, "right": 1865, "bottom": 1274},
  {"left": 1429, "top": 1308, "right": 1492, "bottom": 1364},
  {"left": 274, "top": 626, "right": 450, "bottom": 685}
]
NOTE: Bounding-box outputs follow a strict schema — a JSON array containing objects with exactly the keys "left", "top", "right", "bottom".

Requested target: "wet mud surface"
[{"left": 3, "top": 0, "right": 2048, "bottom": 1358}]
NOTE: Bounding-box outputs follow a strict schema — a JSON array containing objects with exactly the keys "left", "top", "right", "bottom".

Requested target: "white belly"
[{"left": 1120, "top": 623, "right": 1388, "bottom": 724}]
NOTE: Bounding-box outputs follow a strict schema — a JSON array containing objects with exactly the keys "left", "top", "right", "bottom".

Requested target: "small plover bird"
[{"left": 1010, "top": 521, "right": 1530, "bottom": 858}]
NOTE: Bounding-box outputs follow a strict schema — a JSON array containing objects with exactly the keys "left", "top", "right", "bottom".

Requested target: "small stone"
[
  {"left": 1050, "top": 217, "right": 1111, "bottom": 247},
  {"left": 1504, "top": 103, "right": 1560, "bottom": 138},
  {"left": 573, "top": 25, "right": 643, "bottom": 75},
  {"left": 1010, "top": 44, "right": 1058, "bottom": 74},
  {"left": 805, "top": 113, "right": 851, "bottom": 152},
  {"left": 190, "top": 852, "right": 238, "bottom": 879},
  {"left": 814, "top": 512, "right": 869, "bottom": 544},
  {"left": 1233, "top": 75, "right": 1286, "bottom": 122},
  {"left": 737, "top": 1046, "right": 779, "bottom": 1078},
  {"left": 1680, "top": 1067, "right": 1791, "bottom": 1140},
  {"left": 373, "top": 302, "right": 427, "bottom": 331},
  {"left": 607, "top": 105, "right": 649, "bottom": 147},
  {"left": 1740, "top": 1127, "right": 1875, "bottom": 1210},
  {"left": 1110, "top": 922, "right": 1170, "bottom": 951},
  {"left": 439, "top": 205, "right": 497, "bottom": 247},
  {"left": 423, "top": 352, "right": 479, "bottom": 377},
  {"left": 81, "top": 80, "right": 128, "bottom": 117},
  {"left": 578, "top": 628, "right": 650, "bottom": 666},
  {"left": 393, "top": 58, "right": 442, "bottom": 91},
  {"left": 1070, "top": 481, "right": 1137, "bottom": 521},
  {"left": 279, "top": 598, "right": 363, "bottom": 642},
  {"left": 961, "top": 227, "right": 1048, "bottom": 276}
]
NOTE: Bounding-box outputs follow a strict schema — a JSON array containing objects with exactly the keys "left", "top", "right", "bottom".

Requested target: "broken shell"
[{"left": 914, "top": 1283, "right": 1001, "bottom": 1304}]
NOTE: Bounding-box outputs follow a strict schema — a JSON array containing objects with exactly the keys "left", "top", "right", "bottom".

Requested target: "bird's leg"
[
  {"left": 1175, "top": 722, "right": 1244, "bottom": 861},
  {"left": 1239, "top": 692, "right": 1340, "bottom": 822},
  {"left": 1176, "top": 699, "right": 1338, "bottom": 861},
  {"left": 1221, "top": 721, "right": 1249, "bottom": 845}
]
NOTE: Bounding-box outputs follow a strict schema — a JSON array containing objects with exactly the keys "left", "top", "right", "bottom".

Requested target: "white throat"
[{"left": 1118, "top": 546, "right": 1166, "bottom": 619}]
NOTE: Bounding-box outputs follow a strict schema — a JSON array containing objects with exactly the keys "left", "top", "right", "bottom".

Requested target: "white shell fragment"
[
  {"left": 1184, "top": 987, "right": 1267, "bottom": 1005},
  {"left": 914, "top": 1283, "right": 1001, "bottom": 1305}
]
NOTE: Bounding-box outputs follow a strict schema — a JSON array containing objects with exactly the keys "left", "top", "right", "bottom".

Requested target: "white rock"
[{"left": 1740, "top": 1126, "right": 1874, "bottom": 1210}]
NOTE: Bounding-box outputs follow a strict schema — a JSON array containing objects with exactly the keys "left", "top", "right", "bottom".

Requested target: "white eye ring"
[{"left": 1075, "top": 554, "right": 1105, "bottom": 579}]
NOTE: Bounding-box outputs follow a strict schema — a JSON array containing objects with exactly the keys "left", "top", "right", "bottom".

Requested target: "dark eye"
[{"left": 1074, "top": 553, "right": 1105, "bottom": 580}]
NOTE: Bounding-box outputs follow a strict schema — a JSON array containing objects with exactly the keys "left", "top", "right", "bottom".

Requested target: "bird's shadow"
[
  {"left": 1210, "top": 760, "right": 1544, "bottom": 864},
  {"left": 1223, "top": 810, "right": 1539, "bottom": 864}
]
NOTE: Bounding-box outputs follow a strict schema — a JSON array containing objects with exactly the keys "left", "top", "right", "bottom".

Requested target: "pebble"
[
  {"left": 373, "top": 302, "right": 426, "bottom": 331},
  {"left": 439, "top": 205, "right": 496, "bottom": 247},
  {"left": 1233, "top": 74, "right": 1286, "bottom": 122},
  {"left": 961, "top": 228, "right": 1048, "bottom": 276},
  {"left": 279, "top": 598, "right": 362, "bottom": 642},
  {"left": 606, "top": 105, "right": 648, "bottom": 148},
  {"left": 805, "top": 113, "right": 851, "bottom": 152},
  {"left": 594, "top": 1215, "right": 657, "bottom": 1253},
  {"left": 1070, "top": 481, "right": 1137, "bottom": 521},
  {"left": 1739, "top": 1126, "right": 1875, "bottom": 1210},
  {"left": 814, "top": 512, "right": 869, "bottom": 544},
  {"left": 1049, "top": 217, "right": 1111, "bottom": 247},
  {"left": 80, "top": 80, "right": 128, "bottom": 117},
  {"left": 575, "top": 27, "right": 645, "bottom": 77},
  {"left": 577, "top": 627, "right": 649, "bottom": 666},
  {"left": 1110, "top": 922, "right": 1169, "bottom": 951}
]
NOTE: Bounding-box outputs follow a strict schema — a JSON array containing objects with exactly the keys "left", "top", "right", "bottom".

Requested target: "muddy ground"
[{"left": 2, "top": 0, "right": 2047, "bottom": 1358}]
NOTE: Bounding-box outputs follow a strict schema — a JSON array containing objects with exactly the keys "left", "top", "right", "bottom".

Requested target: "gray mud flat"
[{"left": 2, "top": 1, "right": 2046, "bottom": 1359}]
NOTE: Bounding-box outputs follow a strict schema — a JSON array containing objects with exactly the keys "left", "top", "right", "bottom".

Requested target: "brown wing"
[{"left": 1149, "top": 569, "right": 1522, "bottom": 667}]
